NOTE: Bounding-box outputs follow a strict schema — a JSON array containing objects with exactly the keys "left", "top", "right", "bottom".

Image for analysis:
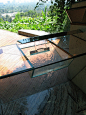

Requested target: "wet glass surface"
[
  {"left": 20, "top": 40, "right": 72, "bottom": 77},
  {"left": 21, "top": 41, "right": 71, "bottom": 68}
]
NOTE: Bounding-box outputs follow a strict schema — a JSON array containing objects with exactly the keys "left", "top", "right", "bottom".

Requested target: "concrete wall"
[
  {"left": 68, "top": 1, "right": 86, "bottom": 94},
  {"left": 72, "top": 1, "right": 86, "bottom": 8}
]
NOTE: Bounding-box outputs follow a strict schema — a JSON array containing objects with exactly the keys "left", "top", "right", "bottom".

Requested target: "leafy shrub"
[{"left": 0, "top": 9, "right": 70, "bottom": 33}]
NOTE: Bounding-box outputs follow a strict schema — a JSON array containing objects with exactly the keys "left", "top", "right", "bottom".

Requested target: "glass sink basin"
[
  {"left": 18, "top": 40, "right": 73, "bottom": 78},
  {"left": 0, "top": 37, "right": 85, "bottom": 79}
]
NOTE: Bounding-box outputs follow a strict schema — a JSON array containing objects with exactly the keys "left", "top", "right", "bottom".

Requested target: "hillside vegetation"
[
  {"left": 0, "top": 9, "right": 69, "bottom": 33},
  {"left": 0, "top": 1, "right": 71, "bottom": 33}
]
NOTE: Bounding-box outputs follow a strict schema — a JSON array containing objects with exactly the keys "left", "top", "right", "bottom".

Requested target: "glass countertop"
[
  {"left": 18, "top": 39, "right": 73, "bottom": 78},
  {"left": 1, "top": 33, "right": 85, "bottom": 79},
  {"left": 0, "top": 44, "right": 33, "bottom": 79}
]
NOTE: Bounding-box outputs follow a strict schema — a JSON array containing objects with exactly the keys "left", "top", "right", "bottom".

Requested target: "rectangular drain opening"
[{"left": 30, "top": 47, "right": 50, "bottom": 55}]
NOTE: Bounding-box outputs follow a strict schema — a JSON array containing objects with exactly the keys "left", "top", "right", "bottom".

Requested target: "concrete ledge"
[
  {"left": 72, "top": 1, "right": 86, "bottom": 8},
  {"left": 18, "top": 29, "right": 50, "bottom": 37}
]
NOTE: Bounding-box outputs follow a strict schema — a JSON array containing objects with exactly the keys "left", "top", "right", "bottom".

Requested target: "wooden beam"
[{"left": 18, "top": 29, "right": 83, "bottom": 44}]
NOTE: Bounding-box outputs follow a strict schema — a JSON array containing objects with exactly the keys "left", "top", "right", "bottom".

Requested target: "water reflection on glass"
[{"left": 21, "top": 40, "right": 72, "bottom": 77}]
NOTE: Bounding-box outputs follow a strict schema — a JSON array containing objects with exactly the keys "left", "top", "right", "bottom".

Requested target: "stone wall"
[{"left": 68, "top": 1, "right": 86, "bottom": 94}]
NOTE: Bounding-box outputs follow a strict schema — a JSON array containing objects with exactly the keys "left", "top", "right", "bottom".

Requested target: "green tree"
[
  {"left": 8, "top": 17, "right": 12, "bottom": 22},
  {"left": 15, "top": 13, "right": 21, "bottom": 20},
  {"left": 20, "top": 12, "right": 24, "bottom": 17},
  {"left": 35, "top": 0, "right": 84, "bottom": 32},
  {"left": 13, "top": 12, "right": 21, "bottom": 22},
  {"left": 5, "top": 15, "right": 12, "bottom": 22},
  {"left": 0, "top": 18, "right": 4, "bottom": 22}
]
